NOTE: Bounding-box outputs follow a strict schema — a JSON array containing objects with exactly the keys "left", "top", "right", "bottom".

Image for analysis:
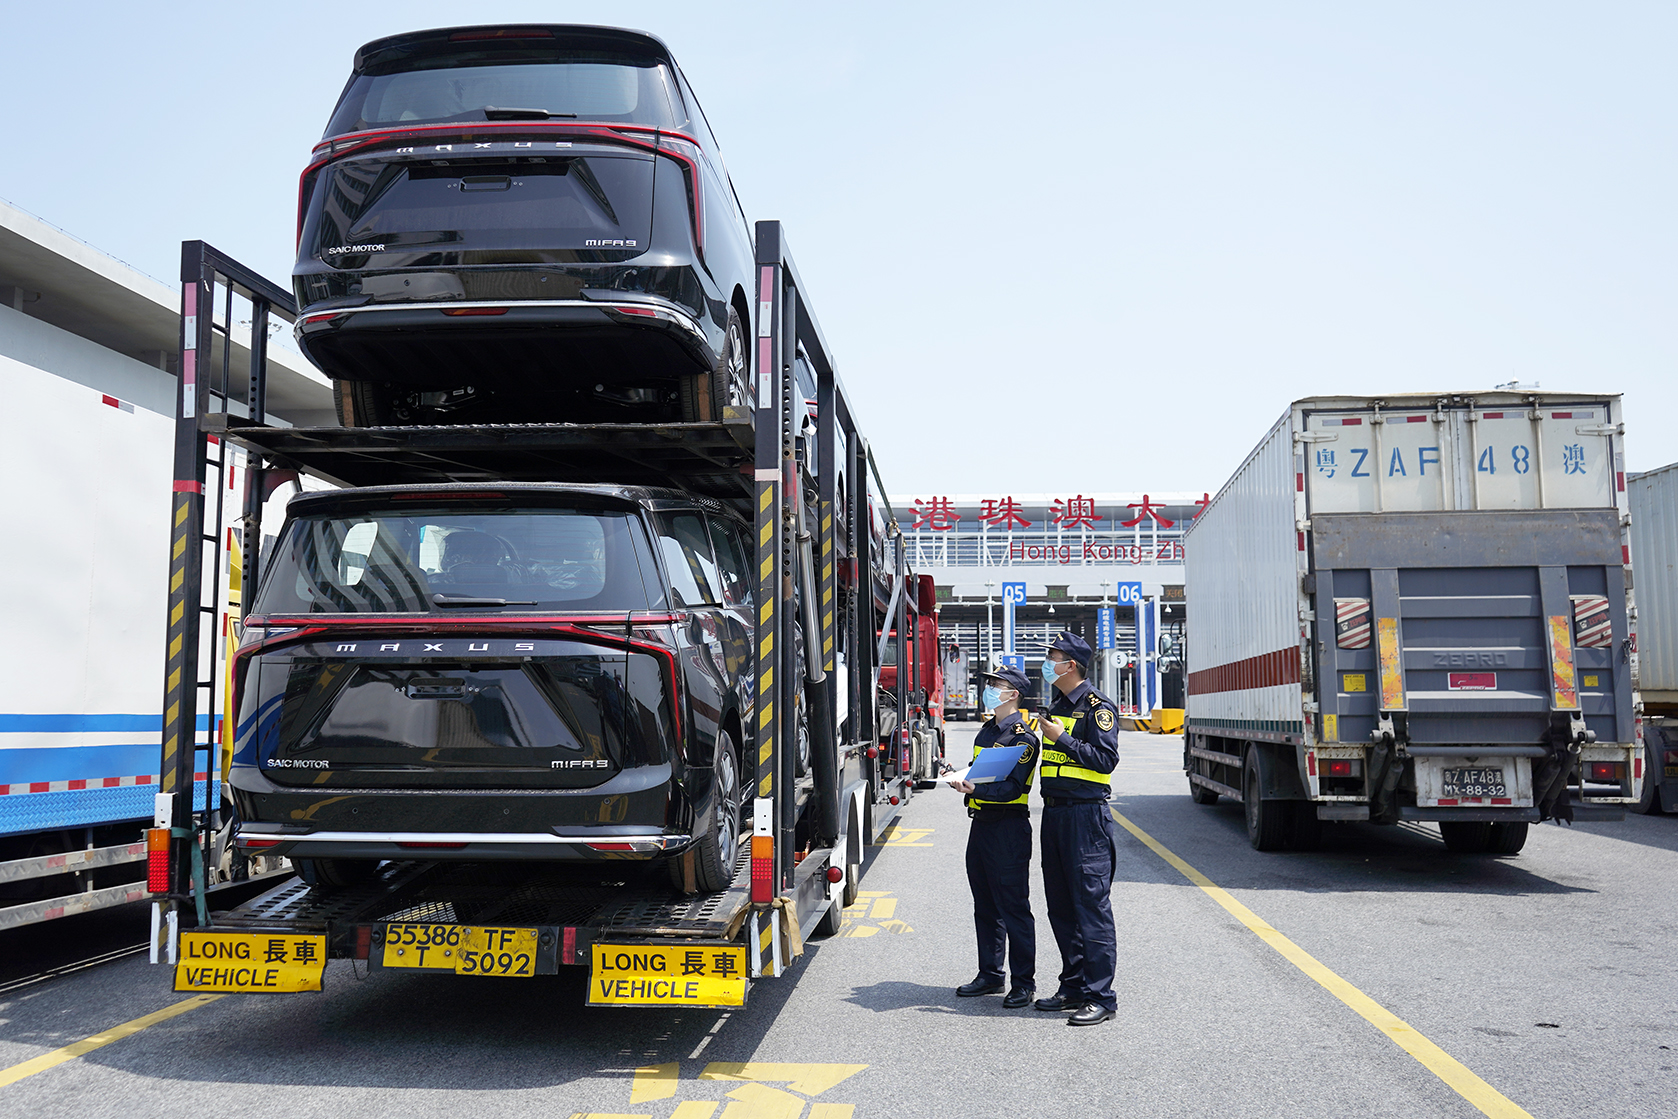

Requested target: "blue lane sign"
[
  {"left": 1097, "top": 607, "right": 1115, "bottom": 650},
  {"left": 1116, "top": 582, "right": 1143, "bottom": 607},
  {"left": 1000, "top": 654, "right": 1025, "bottom": 673},
  {"left": 1002, "top": 582, "right": 1027, "bottom": 606}
]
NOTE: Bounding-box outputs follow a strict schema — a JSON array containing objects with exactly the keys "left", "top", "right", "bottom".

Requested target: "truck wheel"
[
  {"left": 1287, "top": 802, "right": 1323, "bottom": 851},
  {"left": 1189, "top": 775, "right": 1219, "bottom": 805},
  {"left": 1637, "top": 737, "right": 1661, "bottom": 814},
  {"left": 1243, "top": 749, "right": 1288, "bottom": 851},
  {"left": 293, "top": 857, "right": 379, "bottom": 889},
  {"left": 1487, "top": 822, "right": 1528, "bottom": 854},
  {"left": 691, "top": 731, "right": 742, "bottom": 893},
  {"left": 814, "top": 871, "right": 845, "bottom": 938},
  {"left": 679, "top": 307, "right": 746, "bottom": 422},
  {"left": 1438, "top": 822, "right": 1493, "bottom": 853},
  {"left": 333, "top": 380, "right": 394, "bottom": 427},
  {"left": 842, "top": 804, "right": 862, "bottom": 907}
]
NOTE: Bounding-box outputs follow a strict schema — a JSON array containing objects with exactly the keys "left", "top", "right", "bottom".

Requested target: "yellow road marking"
[
  {"left": 631, "top": 1062, "right": 678, "bottom": 1103},
  {"left": 670, "top": 1105, "right": 719, "bottom": 1119},
  {"left": 0, "top": 994, "right": 224, "bottom": 1088},
  {"left": 699, "top": 1062, "right": 868, "bottom": 1096},
  {"left": 1111, "top": 809, "right": 1532, "bottom": 1119}
]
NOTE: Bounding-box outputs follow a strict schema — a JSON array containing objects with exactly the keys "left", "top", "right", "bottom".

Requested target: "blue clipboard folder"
[{"left": 966, "top": 744, "right": 1034, "bottom": 785}]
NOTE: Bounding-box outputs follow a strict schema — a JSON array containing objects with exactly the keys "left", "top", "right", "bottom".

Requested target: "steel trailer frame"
[{"left": 150, "top": 226, "right": 917, "bottom": 981}]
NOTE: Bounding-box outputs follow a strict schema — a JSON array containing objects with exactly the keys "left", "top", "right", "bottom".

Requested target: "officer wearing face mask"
[
  {"left": 948, "top": 663, "right": 1039, "bottom": 1008},
  {"left": 1033, "top": 631, "right": 1120, "bottom": 1026}
]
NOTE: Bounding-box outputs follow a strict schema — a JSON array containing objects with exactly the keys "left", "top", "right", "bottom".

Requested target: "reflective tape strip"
[
  {"left": 1547, "top": 615, "right": 1580, "bottom": 710},
  {"left": 1040, "top": 764, "right": 1112, "bottom": 786}
]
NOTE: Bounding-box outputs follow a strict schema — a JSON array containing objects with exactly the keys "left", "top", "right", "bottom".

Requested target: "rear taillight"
[
  {"left": 656, "top": 135, "right": 704, "bottom": 253},
  {"left": 612, "top": 305, "right": 657, "bottom": 317},
  {"left": 397, "top": 842, "right": 468, "bottom": 849},
  {"left": 1586, "top": 762, "right": 1625, "bottom": 782},
  {"left": 146, "top": 828, "right": 170, "bottom": 894},
  {"left": 1324, "top": 759, "right": 1362, "bottom": 777},
  {"left": 442, "top": 307, "right": 509, "bottom": 317},
  {"left": 450, "top": 28, "right": 553, "bottom": 40},
  {"left": 1571, "top": 595, "right": 1612, "bottom": 648},
  {"left": 749, "top": 834, "right": 774, "bottom": 904},
  {"left": 238, "top": 838, "right": 281, "bottom": 849}
]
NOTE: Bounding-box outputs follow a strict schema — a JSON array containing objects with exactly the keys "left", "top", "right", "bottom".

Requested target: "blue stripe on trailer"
[
  {"left": 0, "top": 745, "right": 170, "bottom": 784},
  {"left": 0, "top": 714, "right": 217, "bottom": 733},
  {"left": 0, "top": 779, "right": 216, "bottom": 835}
]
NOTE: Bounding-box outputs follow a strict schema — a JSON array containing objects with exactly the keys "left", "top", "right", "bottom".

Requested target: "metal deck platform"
[
  {"left": 202, "top": 410, "right": 756, "bottom": 497},
  {"left": 213, "top": 849, "right": 754, "bottom": 962}
]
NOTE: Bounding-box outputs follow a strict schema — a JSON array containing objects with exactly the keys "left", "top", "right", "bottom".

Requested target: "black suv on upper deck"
[
  {"left": 293, "top": 25, "right": 755, "bottom": 427},
  {"left": 228, "top": 483, "right": 759, "bottom": 892}
]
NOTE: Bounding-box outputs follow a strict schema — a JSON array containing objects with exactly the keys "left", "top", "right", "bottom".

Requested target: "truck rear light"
[
  {"left": 146, "top": 827, "right": 170, "bottom": 894},
  {"left": 825, "top": 866, "right": 844, "bottom": 884},
  {"left": 749, "top": 835, "right": 774, "bottom": 904},
  {"left": 1586, "top": 762, "right": 1624, "bottom": 782},
  {"left": 1570, "top": 595, "right": 1612, "bottom": 648},
  {"left": 1324, "top": 759, "right": 1362, "bottom": 777},
  {"left": 1335, "top": 599, "right": 1371, "bottom": 649}
]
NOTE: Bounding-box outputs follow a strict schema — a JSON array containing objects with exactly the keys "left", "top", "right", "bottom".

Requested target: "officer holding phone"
[{"left": 949, "top": 663, "right": 1039, "bottom": 1008}]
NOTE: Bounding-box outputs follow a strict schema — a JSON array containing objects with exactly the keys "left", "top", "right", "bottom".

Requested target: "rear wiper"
[
  {"left": 432, "top": 593, "right": 538, "bottom": 608},
  {"left": 484, "top": 106, "right": 577, "bottom": 121}
]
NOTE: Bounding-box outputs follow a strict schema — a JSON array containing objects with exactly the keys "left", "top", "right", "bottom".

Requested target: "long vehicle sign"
[{"left": 589, "top": 943, "right": 748, "bottom": 1007}]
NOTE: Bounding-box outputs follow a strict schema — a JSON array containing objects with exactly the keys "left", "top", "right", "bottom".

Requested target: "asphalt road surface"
[{"left": 2, "top": 727, "right": 1674, "bottom": 1118}]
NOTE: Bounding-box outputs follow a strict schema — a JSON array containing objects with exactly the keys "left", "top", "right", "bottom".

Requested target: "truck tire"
[
  {"left": 691, "top": 731, "right": 742, "bottom": 893},
  {"left": 1243, "top": 749, "right": 1288, "bottom": 851},
  {"left": 293, "top": 857, "right": 379, "bottom": 889},
  {"left": 1287, "top": 802, "right": 1323, "bottom": 851},
  {"left": 1487, "top": 822, "right": 1528, "bottom": 854},
  {"left": 842, "top": 802, "right": 863, "bottom": 907},
  {"left": 1637, "top": 737, "right": 1662, "bottom": 814},
  {"left": 1438, "top": 821, "right": 1493, "bottom": 853},
  {"left": 814, "top": 873, "right": 845, "bottom": 938},
  {"left": 1189, "top": 776, "right": 1219, "bottom": 805},
  {"left": 679, "top": 307, "right": 746, "bottom": 422}
]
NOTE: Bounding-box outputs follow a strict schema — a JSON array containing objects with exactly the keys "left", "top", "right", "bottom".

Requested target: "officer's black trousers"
[
  {"left": 964, "top": 812, "right": 1035, "bottom": 986},
  {"left": 1041, "top": 800, "right": 1117, "bottom": 1011}
]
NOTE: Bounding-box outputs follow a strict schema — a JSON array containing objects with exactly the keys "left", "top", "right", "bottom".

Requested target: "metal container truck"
[
  {"left": 1184, "top": 391, "right": 1641, "bottom": 853},
  {"left": 1628, "top": 462, "right": 1678, "bottom": 813}
]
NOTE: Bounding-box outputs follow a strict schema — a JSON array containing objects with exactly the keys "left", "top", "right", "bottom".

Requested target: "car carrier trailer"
[
  {"left": 1628, "top": 461, "right": 1678, "bottom": 814},
  {"left": 1183, "top": 391, "right": 1642, "bottom": 854},
  {"left": 147, "top": 227, "right": 937, "bottom": 1005}
]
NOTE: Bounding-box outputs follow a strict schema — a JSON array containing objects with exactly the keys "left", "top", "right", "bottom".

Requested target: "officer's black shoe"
[
  {"left": 957, "top": 978, "right": 1005, "bottom": 997},
  {"left": 1068, "top": 1003, "right": 1116, "bottom": 1027},
  {"left": 1033, "top": 993, "right": 1078, "bottom": 1012},
  {"left": 1002, "top": 986, "right": 1035, "bottom": 1009}
]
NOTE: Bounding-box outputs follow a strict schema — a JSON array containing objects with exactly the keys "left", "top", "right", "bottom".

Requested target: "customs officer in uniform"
[
  {"left": 1032, "top": 631, "right": 1120, "bottom": 1026},
  {"left": 949, "top": 664, "right": 1039, "bottom": 1008}
]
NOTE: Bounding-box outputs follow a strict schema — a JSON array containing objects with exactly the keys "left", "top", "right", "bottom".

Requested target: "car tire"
[
  {"left": 680, "top": 307, "right": 746, "bottom": 422},
  {"left": 293, "top": 857, "right": 379, "bottom": 889},
  {"left": 1243, "top": 748, "right": 1288, "bottom": 851},
  {"left": 691, "top": 731, "right": 742, "bottom": 893},
  {"left": 333, "top": 379, "right": 396, "bottom": 427},
  {"left": 1438, "top": 822, "right": 1493, "bottom": 853},
  {"left": 1487, "top": 822, "right": 1528, "bottom": 855}
]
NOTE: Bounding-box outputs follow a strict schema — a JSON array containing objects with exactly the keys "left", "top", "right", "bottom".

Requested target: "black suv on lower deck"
[
  {"left": 293, "top": 25, "right": 756, "bottom": 427},
  {"left": 228, "top": 483, "right": 759, "bottom": 892}
]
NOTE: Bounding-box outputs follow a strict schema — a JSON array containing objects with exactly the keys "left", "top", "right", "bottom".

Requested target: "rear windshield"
[
  {"left": 325, "top": 51, "right": 679, "bottom": 136},
  {"left": 253, "top": 506, "right": 660, "bottom": 614}
]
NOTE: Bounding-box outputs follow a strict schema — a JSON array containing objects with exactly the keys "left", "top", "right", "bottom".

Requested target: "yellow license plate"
[
  {"left": 588, "top": 944, "right": 748, "bottom": 1007},
  {"left": 175, "top": 932, "right": 326, "bottom": 992},
  {"left": 381, "top": 923, "right": 537, "bottom": 977}
]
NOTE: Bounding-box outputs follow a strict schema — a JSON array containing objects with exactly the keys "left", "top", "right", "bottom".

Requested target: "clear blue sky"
[{"left": 3, "top": 1, "right": 1671, "bottom": 493}]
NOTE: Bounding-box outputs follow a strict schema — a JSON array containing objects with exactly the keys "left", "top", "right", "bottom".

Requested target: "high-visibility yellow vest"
[
  {"left": 1039, "top": 713, "right": 1113, "bottom": 787},
  {"left": 965, "top": 713, "right": 1039, "bottom": 809}
]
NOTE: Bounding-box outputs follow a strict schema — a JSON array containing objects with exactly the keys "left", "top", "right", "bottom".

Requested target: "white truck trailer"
[
  {"left": 1627, "top": 461, "right": 1678, "bottom": 813},
  {"left": 1183, "top": 391, "right": 1641, "bottom": 853}
]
